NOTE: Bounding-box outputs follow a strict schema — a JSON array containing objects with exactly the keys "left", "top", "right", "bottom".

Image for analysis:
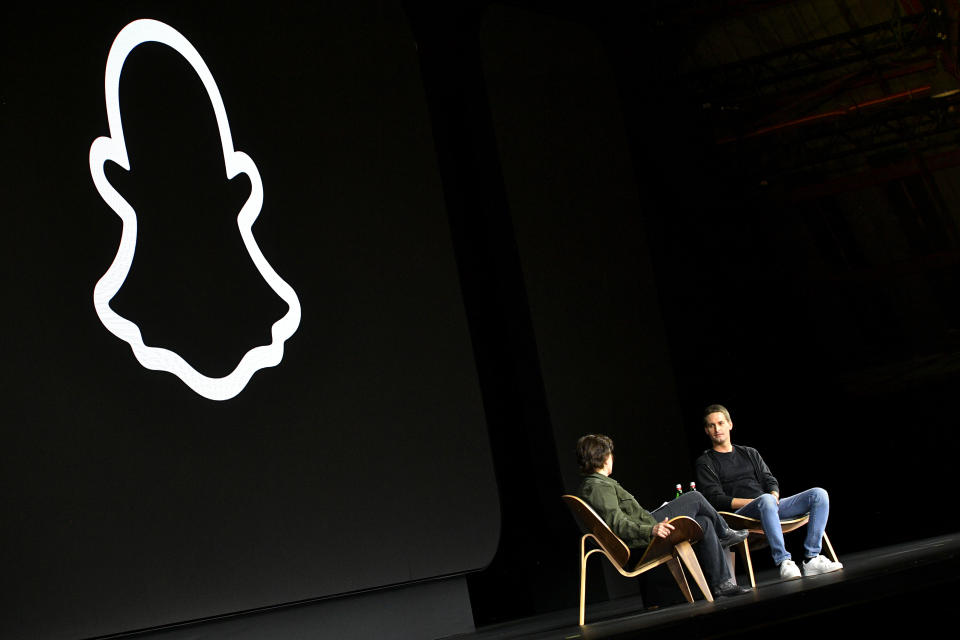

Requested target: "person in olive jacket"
[{"left": 575, "top": 433, "right": 751, "bottom": 598}]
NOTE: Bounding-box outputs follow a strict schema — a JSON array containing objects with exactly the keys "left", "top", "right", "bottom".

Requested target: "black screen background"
[{"left": 1, "top": 4, "right": 499, "bottom": 638}]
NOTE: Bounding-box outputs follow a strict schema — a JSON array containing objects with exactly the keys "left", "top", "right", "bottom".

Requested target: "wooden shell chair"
[
  {"left": 562, "top": 495, "right": 714, "bottom": 626},
  {"left": 719, "top": 511, "right": 839, "bottom": 588}
]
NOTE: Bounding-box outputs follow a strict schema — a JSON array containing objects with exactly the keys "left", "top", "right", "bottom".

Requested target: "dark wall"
[{"left": 479, "top": 4, "right": 690, "bottom": 502}]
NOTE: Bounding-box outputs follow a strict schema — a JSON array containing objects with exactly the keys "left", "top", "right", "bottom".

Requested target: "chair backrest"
[{"left": 562, "top": 494, "right": 631, "bottom": 567}]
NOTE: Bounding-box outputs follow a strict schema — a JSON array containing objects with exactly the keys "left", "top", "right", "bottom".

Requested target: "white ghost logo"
[{"left": 89, "top": 19, "right": 302, "bottom": 401}]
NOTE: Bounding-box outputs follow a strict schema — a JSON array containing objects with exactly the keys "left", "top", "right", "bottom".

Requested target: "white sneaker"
[
  {"left": 802, "top": 554, "right": 843, "bottom": 576},
  {"left": 779, "top": 559, "right": 801, "bottom": 580}
]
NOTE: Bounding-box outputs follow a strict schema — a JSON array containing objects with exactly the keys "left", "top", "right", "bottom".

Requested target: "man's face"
[{"left": 704, "top": 411, "right": 733, "bottom": 448}]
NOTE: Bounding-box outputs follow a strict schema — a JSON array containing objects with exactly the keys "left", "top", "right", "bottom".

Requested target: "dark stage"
[
  {"left": 6, "top": 2, "right": 960, "bottom": 638},
  {"left": 451, "top": 533, "right": 960, "bottom": 639}
]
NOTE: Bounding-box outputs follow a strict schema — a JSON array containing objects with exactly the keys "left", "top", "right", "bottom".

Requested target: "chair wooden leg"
[
  {"left": 674, "top": 540, "right": 714, "bottom": 602},
  {"left": 666, "top": 555, "right": 694, "bottom": 603},
  {"left": 578, "top": 541, "right": 589, "bottom": 625},
  {"left": 822, "top": 532, "right": 839, "bottom": 563},
  {"left": 742, "top": 539, "right": 756, "bottom": 589}
]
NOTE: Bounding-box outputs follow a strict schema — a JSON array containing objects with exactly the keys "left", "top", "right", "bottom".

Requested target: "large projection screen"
[{"left": 1, "top": 4, "right": 499, "bottom": 638}]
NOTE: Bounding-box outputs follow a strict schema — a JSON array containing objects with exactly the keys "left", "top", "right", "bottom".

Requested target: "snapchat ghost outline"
[{"left": 90, "top": 19, "right": 302, "bottom": 401}]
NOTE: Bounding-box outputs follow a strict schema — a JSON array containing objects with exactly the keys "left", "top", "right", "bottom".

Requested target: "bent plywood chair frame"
[
  {"left": 562, "top": 495, "right": 713, "bottom": 626},
  {"left": 719, "top": 511, "right": 839, "bottom": 588}
]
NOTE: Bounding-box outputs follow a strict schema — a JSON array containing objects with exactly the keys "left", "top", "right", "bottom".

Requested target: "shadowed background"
[{"left": 2, "top": 1, "right": 959, "bottom": 637}]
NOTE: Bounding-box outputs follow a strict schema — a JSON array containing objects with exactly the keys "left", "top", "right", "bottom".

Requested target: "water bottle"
[
  {"left": 675, "top": 483, "right": 683, "bottom": 498},
  {"left": 689, "top": 481, "right": 697, "bottom": 492}
]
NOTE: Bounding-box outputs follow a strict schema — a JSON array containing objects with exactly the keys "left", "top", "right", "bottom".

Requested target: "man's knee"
[
  {"left": 756, "top": 493, "right": 779, "bottom": 512},
  {"left": 691, "top": 490, "right": 712, "bottom": 510},
  {"left": 676, "top": 490, "right": 709, "bottom": 515},
  {"left": 810, "top": 487, "right": 829, "bottom": 505}
]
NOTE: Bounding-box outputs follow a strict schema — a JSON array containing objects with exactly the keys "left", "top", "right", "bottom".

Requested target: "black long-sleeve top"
[{"left": 694, "top": 445, "right": 779, "bottom": 512}]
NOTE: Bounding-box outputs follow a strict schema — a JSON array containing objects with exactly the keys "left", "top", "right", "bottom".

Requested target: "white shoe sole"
[{"left": 802, "top": 564, "right": 843, "bottom": 577}]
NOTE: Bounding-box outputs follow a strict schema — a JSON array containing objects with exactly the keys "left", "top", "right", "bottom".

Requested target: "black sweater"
[{"left": 694, "top": 445, "right": 780, "bottom": 512}]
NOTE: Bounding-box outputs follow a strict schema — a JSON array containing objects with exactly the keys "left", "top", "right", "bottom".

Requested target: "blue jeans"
[{"left": 735, "top": 488, "right": 829, "bottom": 565}]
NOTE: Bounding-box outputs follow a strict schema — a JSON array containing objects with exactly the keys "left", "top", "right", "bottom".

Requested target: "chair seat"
[
  {"left": 719, "top": 511, "right": 810, "bottom": 550},
  {"left": 718, "top": 511, "right": 838, "bottom": 588},
  {"left": 719, "top": 511, "right": 810, "bottom": 534},
  {"left": 628, "top": 515, "right": 705, "bottom": 570}
]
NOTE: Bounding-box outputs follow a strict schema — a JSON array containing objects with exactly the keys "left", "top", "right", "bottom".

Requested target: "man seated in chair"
[
  {"left": 695, "top": 404, "right": 843, "bottom": 580},
  {"left": 576, "top": 434, "right": 752, "bottom": 598}
]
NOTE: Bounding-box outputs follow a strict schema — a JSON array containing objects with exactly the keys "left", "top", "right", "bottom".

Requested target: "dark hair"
[
  {"left": 576, "top": 434, "right": 614, "bottom": 474},
  {"left": 703, "top": 404, "right": 732, "bottom": 425}
]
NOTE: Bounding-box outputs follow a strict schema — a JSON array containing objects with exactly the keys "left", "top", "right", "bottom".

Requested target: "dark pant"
[{"left": 650, "top": 491, "right": 732, "bottom": 587}]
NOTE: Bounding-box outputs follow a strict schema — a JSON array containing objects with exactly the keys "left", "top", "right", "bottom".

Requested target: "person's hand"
[
  {"left": 652, "top": 518, "right": 675, "bottom": 539},
  {"left": 770, "top": 491, "right": 780, "bottom": 504}
]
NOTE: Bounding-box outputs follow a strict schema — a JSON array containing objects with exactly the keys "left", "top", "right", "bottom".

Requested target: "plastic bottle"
[
  {"left": 689, "top": 481, "right": 697, "bottom": 492},
  {"left": 675, "top": 483, "right": 683, "bottom": 498}
]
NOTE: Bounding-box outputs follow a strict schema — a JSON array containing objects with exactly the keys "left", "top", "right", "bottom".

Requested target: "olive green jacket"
[{"left": 576, "top": 472, "right": 656, "bottom": 549}]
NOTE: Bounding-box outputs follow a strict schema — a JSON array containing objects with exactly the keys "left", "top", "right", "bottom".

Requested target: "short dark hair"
[
  {"left": 703, "top": 404, "right": 732, "bottom": 424},
  {"left": 576, "top": 434, "right": 613, "bottom": 474}
]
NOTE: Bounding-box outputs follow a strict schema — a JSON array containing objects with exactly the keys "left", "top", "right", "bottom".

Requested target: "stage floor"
[{"left": 451, "top": 532, "right": 960, "bottom": 639}]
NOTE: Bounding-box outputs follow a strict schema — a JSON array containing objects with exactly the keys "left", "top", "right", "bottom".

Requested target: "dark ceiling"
[{"left": 660, "top": 0, "right": 960, "bottom": 196}]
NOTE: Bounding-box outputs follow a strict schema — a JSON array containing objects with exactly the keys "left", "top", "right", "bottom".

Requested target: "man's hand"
[
  {"left": 652, "top": 518, "right": 675, "bottom": 539},
  {"left": 770, "top": 491, "right": 780, "bottom": 504}
]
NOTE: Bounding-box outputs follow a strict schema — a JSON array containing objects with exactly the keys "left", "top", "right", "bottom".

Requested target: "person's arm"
[
  {"left": 694, "top": 454, "right": 736, "bottom": 511},
  {"left": 581, "top": 480, "right": 655, "bottom": 548}
]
